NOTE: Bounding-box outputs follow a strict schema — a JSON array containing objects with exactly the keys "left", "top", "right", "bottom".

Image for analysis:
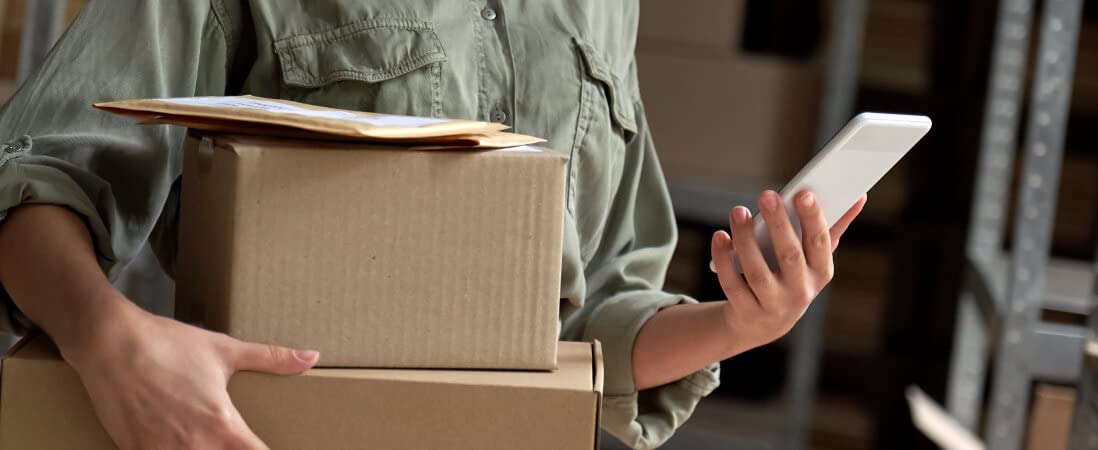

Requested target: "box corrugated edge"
[{"left": 591, "top": 340, "right": 604, "bottom": 450}]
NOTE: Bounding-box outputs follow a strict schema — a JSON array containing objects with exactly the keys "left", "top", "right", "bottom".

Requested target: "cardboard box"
[
  {"left": 0, "top": 0, "right": 17, "bottom": 81},
  {"left": 0, "top": 80, "right": 13, "bottom": 105},
  {"left": 638, "top": 50, "right": 820, "bottom": 191},
  {"left": 1, "top": 0, "right": 87, "bottom": 81},
  {"left": 0, "top": 337, "right": 604, "bottom": 450},
  {"left": 638, "top": 0, "right": 745, "bottom": 52},
  {"left": 861, "top": 0, "right": 930, "bottom": 94},
  {"left": 1026, "top": 384, "right": 1075, "bottom": 450},
  {"left": 176, "top": 133, "right": 567, "bottom": 369}
]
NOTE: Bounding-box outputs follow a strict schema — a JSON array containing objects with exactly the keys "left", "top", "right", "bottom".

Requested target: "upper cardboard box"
[
  {"left": 95, "top": 95, "right": 543, "bottom": 147},
  {"left": 175, "top": 133, "right": 568, "bottom": 369},
  {"left": 0, "top": 337, "right": 604, "bottom": 450}
]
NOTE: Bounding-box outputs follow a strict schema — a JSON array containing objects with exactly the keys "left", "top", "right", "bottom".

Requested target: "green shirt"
[{"left": 0, "top": 1, "right": 719, "bottom": 447}]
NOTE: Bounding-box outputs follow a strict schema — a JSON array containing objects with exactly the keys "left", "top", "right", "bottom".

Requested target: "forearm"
[
  {"left": 0, "top": 205, "right": 131, "bottom": 356},
  {"left": 632, "top": 301, "right": 740, "bottom": 390}
]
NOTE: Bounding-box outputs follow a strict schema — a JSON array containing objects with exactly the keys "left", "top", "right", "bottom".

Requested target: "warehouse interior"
[{"left": 2, "top": 0, "right": 1098, "bottom": 449}]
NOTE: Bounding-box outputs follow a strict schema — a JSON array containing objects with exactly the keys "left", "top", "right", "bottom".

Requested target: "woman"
[{"left": 0, "top": 1, "right": 864, "bottom": 449}]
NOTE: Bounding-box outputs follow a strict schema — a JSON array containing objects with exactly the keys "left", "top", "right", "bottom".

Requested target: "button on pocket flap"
[
  {"left": 275, "top": 19, "right": 447, "bottom": 88},
  {"left": 574, "top": 38, "right": 638, "bottom": 134}
]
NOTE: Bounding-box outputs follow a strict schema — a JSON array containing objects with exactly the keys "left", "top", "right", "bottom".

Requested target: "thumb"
[{"left": 231, "top": 340, "right": 319, "bottom": 375}]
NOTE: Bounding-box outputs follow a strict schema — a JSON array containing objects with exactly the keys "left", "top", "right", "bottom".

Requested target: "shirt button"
[
  {"left": 480, "top": 7, "right": 497, "bottom": 21},
  {"left": 490, "top": 109, "right": 507, "bottom": 123},
  {"left": 2, "top": 141, "right": 23, "bottom": 153}
]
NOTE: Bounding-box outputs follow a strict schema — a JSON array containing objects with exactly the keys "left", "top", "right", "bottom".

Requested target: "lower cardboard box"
[{"left": 0, "top": 337, "right": 603, "bottom": 450}]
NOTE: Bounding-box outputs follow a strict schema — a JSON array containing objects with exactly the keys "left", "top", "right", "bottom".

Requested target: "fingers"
[
  {"left": 830, "top": 194, "right": 867, "bottom": 250},
  {"left": 231, "top": 340, "right": 319, "bottom": 375},
  {"left": 793, "top": 191, "right": 832, "bottom": 275},
  {"left": 729, "top": 206, "right": 774, "bottom": 291},
  {"left": 757, "top": 190, "right": 806, "bottom": 277},
  {"left": 710, "top": 231, "right": 758, "bottom": 307}
]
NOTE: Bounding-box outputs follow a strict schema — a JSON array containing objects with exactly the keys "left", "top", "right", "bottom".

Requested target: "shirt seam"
[
  {"left": 282, "top": 50, "right": 445, "bottom": 87},
  {"left": 470, "top": 0, "right": 488, "bottom": 121},
  {"left": 209, "top": 0, "right": 235, "bottom": 52},
  {"left": 274, "top": 19, "right": 435, "bottom": 52}
]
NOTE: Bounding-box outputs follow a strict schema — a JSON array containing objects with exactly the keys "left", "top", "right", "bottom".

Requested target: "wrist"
[
  {"left": 718, "top": 302, "right": 756, "bottom": 358},
  {"left": 53, "top": 290, "right": 145, "bottom": 370}
]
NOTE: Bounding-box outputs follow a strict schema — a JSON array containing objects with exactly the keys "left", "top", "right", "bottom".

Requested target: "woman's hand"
[
  {"left": 62, "top": 299, "right": 319, "bottom": 450},
  {"left": 710, "top": 190, "right": 866, "bottom": 352},
  {"left": 0, "top": 205, "right": 317, "bottom": 450}
]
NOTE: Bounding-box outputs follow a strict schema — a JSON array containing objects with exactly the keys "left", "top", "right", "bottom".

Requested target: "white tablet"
[{"left": 711, "top": 112, "right": 932, "bottom": 273}]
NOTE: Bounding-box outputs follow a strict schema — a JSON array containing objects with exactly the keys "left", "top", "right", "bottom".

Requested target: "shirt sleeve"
[
  {"left": 561, "top": 96, "right": 721, "bottom": 448},
  {"left": 0, "top": 0, "right": 239, "bottom": 334}
]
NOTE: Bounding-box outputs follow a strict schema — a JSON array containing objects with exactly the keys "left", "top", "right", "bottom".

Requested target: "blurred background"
[{"left": 4, "top": 0, "right": 1098, "bottom": 449}]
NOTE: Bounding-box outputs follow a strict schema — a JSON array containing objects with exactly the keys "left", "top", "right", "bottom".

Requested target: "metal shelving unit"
[
  {"left": 945, "top": 0, "right": 1091, "bottom": 449},
  {"left": 666, "top": 1, "right": 867, "bottom": 449}
]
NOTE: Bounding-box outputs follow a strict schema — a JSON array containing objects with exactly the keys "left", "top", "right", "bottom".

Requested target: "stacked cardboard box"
[
  {"left": 0, "top": 97, "right": 604, "bottom": 449},
  {"left": 0, "top": 0, "right": 87, "bottom": 99},
  {"left": 0, "top": 80, "right": 12, "bottom": 105},
  {"left": 860, "top": 0, "right": 930, "bottom": 95},
  {"left": 1025, "top": 384, "right": 1075, "bottom": 450},
  {"left": 0, "top": 0, "right": 17, "bottom": 82},
  {"left": 0, "top": 338, "right": 603, "bottom": 450},
  {"left": 637, "top": 0, "right": 821, "bottom": 192},
  {"left": 0, "top": 0, "right": 15, "bottom": 100}
]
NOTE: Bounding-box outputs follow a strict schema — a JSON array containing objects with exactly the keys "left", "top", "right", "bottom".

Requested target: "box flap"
[
  {"left": 304, "top": 342, "right": 591, "bottom": 390},
  {"left": 94, "top": 96, "right": 544, "bottom": 148},
  {"left": 591, "top": 340, "right": 604, "bottom": 394}
]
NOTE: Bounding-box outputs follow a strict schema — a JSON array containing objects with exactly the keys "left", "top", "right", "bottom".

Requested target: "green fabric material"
[{"left": 0, "top": 1, "right": 720, "bottom": 448}]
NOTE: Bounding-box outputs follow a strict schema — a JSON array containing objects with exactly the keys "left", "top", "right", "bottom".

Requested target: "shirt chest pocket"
[
  {"left": 569, "top": 38, "right": 640, "bottom": 260},
  {"left": 274, "top": 19, "right": 447, "bottom": 117}
]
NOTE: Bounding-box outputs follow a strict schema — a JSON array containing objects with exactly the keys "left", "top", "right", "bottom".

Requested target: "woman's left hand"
[{"left": 710, "top": 189, "right": 866, "bottom": 352}]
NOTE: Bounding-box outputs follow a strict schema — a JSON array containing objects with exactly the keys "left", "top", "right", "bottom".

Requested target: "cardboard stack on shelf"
[
  {"left": 0, "top": 0, "right": 88, "bottom": 105},
  {"left": 637, "top": 0, "right": 821, "bottom": 193},
  {"left": 0, "top": 96, "right": 604, "bottom": 450},
  {"left": 0, "top": 0, "right": 15, "bottom": 103}
]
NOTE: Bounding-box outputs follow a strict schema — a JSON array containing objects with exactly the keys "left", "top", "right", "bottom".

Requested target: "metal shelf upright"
[{"left": 946, "top": 1, "right": 1090, "bottom": 449}]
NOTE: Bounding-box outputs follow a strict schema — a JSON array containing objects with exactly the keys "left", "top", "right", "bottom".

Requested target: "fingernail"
[
  {"left": 761, "top": 192, "right": 779, "bottom": 211},
  {"left": 800, "top": 192, "right": 815, "bottom": 207},
  {"left": 295, "top": 350, "right": 319, "bottom": 362},
  {"left": 733, "top": 207, "right": 749, "bottom": 224}
]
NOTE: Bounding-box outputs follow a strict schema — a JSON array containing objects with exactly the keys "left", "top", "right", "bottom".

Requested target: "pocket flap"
[
  {"left": 574, "top": 38, "right": 638, "bottom": 134},
  {"left": 275, "top": 19, "right": 447, "bottom": 88}
]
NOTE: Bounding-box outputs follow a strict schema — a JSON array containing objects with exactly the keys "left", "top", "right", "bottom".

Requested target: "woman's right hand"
[{"left": 60, "top": 299, "right": 319, "bottom": 450}]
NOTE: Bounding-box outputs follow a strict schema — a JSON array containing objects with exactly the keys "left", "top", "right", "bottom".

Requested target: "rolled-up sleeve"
[
  {"left": 0, "top": 0, "right": 237, "bottom": 334},
  {"left": 562, "top": 95, "right": 720, "bottom": 449}
]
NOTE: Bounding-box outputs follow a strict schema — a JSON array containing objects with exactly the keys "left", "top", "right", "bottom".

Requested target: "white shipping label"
[{"left": 495, "top": 145, "right": 543, "bottom": 153}]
